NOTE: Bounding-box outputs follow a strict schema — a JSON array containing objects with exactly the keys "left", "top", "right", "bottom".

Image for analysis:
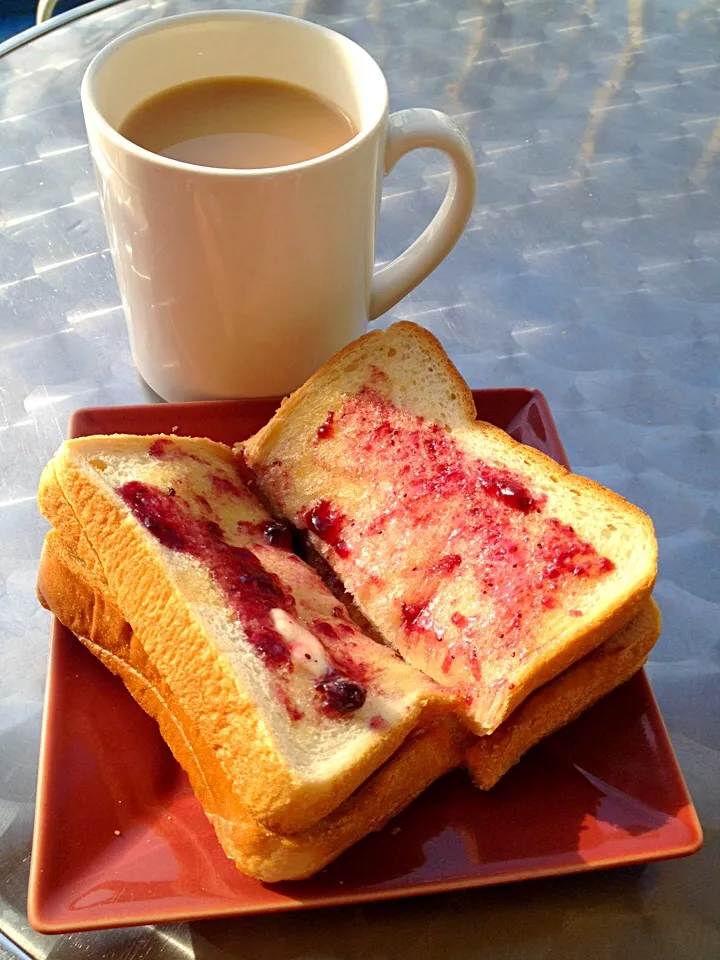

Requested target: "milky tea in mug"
[{"left": 119, "top": 76, "right": 357, "bottom": 169}]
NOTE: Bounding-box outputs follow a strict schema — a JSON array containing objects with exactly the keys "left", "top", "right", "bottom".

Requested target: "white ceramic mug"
[{"left": 81, "top": 11, "right": 476, "bottom": 401}]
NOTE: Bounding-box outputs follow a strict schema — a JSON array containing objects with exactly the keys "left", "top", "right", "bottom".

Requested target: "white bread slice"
[
  {"left": 37, "top": 529, "right": 468, "bottom": 881},
  {"left": 465, "top": 599, "right": 660, "bottom": 789},
  {"left": 243, "top": 322, "right": 658, "bottom": 735},
  {"left": 37, "top": 434, "right": 453, "bottom": 834}
]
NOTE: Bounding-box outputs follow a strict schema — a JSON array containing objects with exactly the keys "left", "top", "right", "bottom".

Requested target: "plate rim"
[{"left": 28, "top": 651, "right": 703, "bottom": 933}]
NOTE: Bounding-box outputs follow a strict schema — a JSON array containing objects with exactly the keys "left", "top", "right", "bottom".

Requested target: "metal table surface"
[{"left": 1, "top": 0, "right": 718, "bottom": 957}]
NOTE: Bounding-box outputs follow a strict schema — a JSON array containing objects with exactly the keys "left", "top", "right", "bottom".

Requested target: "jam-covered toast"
[
  {"left": 37, "top": 434, "right": 454, "bottom": 835},
  {"left": 243, "top": 322, "right": 658, "bottom": 735},
  {"left": 37, "top": 528, "right": 468, "bottom": 881}
]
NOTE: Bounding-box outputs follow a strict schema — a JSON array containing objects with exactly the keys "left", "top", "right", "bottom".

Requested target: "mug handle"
[{"left": 368, "top": 108, "right": 477, "bottom": 321}]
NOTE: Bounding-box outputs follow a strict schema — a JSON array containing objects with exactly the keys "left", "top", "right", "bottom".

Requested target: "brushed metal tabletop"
[{"left": 1, "top": 1, "right": 718, "bottom": 958}]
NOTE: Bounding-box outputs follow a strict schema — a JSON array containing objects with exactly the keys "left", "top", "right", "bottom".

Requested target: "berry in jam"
[
  {"left": 305, "top": 500, "right": 350, "bottom": 557},
  {"left": 478, "top": 474, "right": 538, "bottom": 513},
  {"left": 316, "top": 411, "right": 335, "bottom": 440},
  {"left": 261, "top": 519, "right": 293, "bottom": 550},
  {"left": 315, "top": 673, "right": 366, "bottom": 714}
]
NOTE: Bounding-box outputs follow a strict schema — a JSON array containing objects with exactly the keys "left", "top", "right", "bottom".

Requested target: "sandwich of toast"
[
  {"left": 37, "top": 434, "right": 454, "bottom": 837},
  {"left": 243, "top": 322, "right": 658, "bottom": 735},
  {"left": 38, "top": 526, "right": 467, "bottom": 881}
]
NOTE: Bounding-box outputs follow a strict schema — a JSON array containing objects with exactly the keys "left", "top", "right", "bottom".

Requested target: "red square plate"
[{"left": 28, "top": 389, "right": 702, "bottom": 934}]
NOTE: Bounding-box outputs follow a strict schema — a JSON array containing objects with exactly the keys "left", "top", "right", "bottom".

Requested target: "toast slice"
[
  {"left": 243, "top": 322, "right": 658, "bottom": 734},
  {"left": 37, "top": 529, "right": 468, "bottom": 881},
  {"left": 37, "top": 434, "right": 453, "bottom": 834},
  {"left": 465, "top": 599, "right": 660, "bottom": 789}
]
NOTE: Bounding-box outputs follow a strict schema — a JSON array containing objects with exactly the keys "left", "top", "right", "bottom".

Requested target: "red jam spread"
[
  {"left": 233, "top": 447, "right": 260, "bottom": 495},
  {"left": 305, "top": 500, "right": 350, "bottom": 557},
  {"left": 305, "top": 387, "right": 615, "bottom": 685},
  {"left": 312, "top": 620, "right": 340, "bottom": 641},
  {"left": 211, "top": 473, "right": 244, "bottom": 499},
  {"left": 432, "top": 554, "right": 462, "bottom": 576},
  {"left": 277, "top": 689, "right": 304, "bottom": 722},
  {"left": 117, "top": 478, "right": 367, "bottom": 715},
  {"left": 148, "top": 437, "right": 175, "bottom": 459},
  {"left": 401, "top": 601, "right": 429, "bottom": 631},
  {"left": 149, "top": 437, "right": 206, "bottom": 464},
  {"left": 118, "top": 481, "right": 295, "bottom": 669}
]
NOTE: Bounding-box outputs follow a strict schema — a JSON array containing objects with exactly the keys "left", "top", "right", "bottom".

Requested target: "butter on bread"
[
  {"left": 465, "top": 599, "right": 660, "bottom": 789},
  {"left": 37, "top": 434, "right": 453, "bottom": 836},
  {"left": 243, "top": 321, "right": 658, "bottom": 735},
  {"left": 37, "top": 529, "right": 468, "bottom": 881}
]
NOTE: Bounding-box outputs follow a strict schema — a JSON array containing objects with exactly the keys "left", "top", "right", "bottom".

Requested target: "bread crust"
[
  {"left": 248, "top": 322, "right": 479, "bottom": 447},
  {"left": 465, "top": 599, "right": 661, "bottom": 789},
  {"left": 37, "top": 530, "right": 467, "bottom": 881},
  {"left": 38, "top": 531, "right": 245, "bottom": 820},
  {"left": 209, "top": 718, "right": 468, "bottom": 881},
  {"left": 38, "top": 437, "right": 452, "bottom": 834},
  {"left": 243, "top": 321, "right": 658, "bottom": 734}
]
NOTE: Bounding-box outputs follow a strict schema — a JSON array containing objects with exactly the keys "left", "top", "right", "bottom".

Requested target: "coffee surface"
[{"left": 119, "top": 76, "right": 356, "bottom": 169}]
